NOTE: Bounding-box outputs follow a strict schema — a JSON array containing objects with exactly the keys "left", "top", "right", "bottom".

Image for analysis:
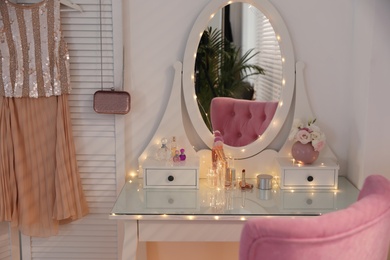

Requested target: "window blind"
[
  {"left": 242, "top": 4, "right": 283, "bottom": 101},
  {"left": 254, "top": 12, "right": 283, "bottom": 101}
]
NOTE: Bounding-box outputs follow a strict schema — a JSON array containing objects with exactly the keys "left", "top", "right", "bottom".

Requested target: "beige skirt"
[{"left": 0, "top": 95, "right": 88, "bottom": 237}]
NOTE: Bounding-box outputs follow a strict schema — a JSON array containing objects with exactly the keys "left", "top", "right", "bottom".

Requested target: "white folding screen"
[
  {"left": 0, "top": 223, "right": 11, "bottom": 260},
  {"left": 0, "top": 222, "right": 20, "bottom": 260},
  {"left": 2, "top": 0, "right": 124, "bottom": 259}
]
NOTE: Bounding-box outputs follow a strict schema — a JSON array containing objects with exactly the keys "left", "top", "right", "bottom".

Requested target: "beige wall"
[{"left": 147, "top": 242, "right": 239, "bottom": 260}]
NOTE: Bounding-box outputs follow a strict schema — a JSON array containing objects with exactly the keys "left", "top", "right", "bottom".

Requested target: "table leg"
[{"left": 122, "top": 221, "right": 142, "bottom": 260}]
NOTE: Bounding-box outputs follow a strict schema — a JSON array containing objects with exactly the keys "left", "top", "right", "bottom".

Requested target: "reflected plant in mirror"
[
  {"left": 193, "top": 3, "right": 283, "bottom": 139},
  {"left": 182, "top": 0, "right": 295, "bottom": 157},
  {"left": 194, "top": 25, "right": 265, "bottom": 130}
]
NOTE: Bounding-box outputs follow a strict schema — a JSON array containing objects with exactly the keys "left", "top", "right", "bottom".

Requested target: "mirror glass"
[
  {"left": 182, "top": 0, "right": 295, "bottom": 159},
  {"left": 195, "top": 3, "right": 283, "bottom": 139}
]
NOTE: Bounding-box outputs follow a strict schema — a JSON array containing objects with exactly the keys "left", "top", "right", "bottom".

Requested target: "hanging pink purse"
[
  {"left": 93, "top": 0, "right": 130, "bottom": 115},
  {"left": 93, "top": 89, "right": 131, "bottom": 115}
]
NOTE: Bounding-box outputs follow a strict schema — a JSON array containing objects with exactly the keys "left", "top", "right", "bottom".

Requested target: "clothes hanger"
[
  {"left": 7, "top": 0, "right": 82, "bottom": 12},
  {"left": 60, "top": 0, "right": 83, "bottom": 12}
]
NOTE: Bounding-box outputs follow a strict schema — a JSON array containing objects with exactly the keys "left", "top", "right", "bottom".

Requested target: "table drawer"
[
  {"left": 282, "top": 169, "right": 337, "bottom": 188},
  {"left": 144, "top": 169, "right": 198, "bottom": 188},
  {"left": 145, "top": 190, "right": 198, "bottom": 209},
  {"left": 276, "top": 157, "right": 339, "bottom": 190},
  {"left": 282, "top": 191, "right": 335, "bottom": 210}
]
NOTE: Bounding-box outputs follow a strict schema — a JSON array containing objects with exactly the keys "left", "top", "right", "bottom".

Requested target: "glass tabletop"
[{"left": 110, "top": 176, "right": 359, "bottom": 220}]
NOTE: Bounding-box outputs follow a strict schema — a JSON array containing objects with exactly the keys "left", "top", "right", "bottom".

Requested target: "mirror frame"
[{"left": 182, "top": 0, "right": 295, "bottom": 159}]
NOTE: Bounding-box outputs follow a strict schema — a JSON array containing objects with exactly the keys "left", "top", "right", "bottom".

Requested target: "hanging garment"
[{"left": 0, "top": 0, "right": 88, "bottom": 237}]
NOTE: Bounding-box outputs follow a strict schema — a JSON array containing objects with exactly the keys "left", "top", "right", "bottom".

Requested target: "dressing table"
[
  {"left": 111, "top": 0, "right": 360, "bottom": 259},
  {"left": 110, "top": 176, "right": 359, "bottom": 260}
]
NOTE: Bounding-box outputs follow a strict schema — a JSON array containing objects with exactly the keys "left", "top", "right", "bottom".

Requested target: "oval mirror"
[{"left": 183, "top": 0, "right": 295, "bottom": 159}]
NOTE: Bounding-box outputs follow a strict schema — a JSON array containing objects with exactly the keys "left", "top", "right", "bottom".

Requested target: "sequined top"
[{"left": 0, "top": 0, "right": 71, "bottom": 98}]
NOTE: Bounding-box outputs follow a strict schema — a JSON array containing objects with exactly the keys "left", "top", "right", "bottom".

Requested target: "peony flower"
[
  {"left": 289, "top": 118, "right": 326, "bottom": 150},
  {"left": 312, "top": 139, "right": 325, "bottom": 152},
  {"left": 295, "top": 129, "right": 312, "bottom": 144},
  {"left": 310, "top": 130, "right": 323, "bottom": 141}
]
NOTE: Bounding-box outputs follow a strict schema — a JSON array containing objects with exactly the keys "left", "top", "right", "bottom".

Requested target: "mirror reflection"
[{"left": 194, "top": 3, "right": 283, "bottom": 146}]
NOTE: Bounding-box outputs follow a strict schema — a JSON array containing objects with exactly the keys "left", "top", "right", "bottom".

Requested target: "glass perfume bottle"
[
  {"left": 170, "top": 136, "right": 177, "bottom": 158},
  {"left": 211, "top": 131, "right": 226, "bottom": 170},
  {"left": 179, "top": 148, "right": 186, "bottom": 161},
  {"left": 173, "top": 150, "right": 181, "bottom": 162},
  {"left": 156, "top": 138, "right": 171, "bottom": 161}
]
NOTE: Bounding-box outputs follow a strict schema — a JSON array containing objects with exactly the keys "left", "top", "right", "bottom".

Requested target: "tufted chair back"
[
  {"left": 210, "top": 97, "right": 278, "bottom": 147},
  {"left": 239, "top": 174, "right": 390, "bottom": 260}
]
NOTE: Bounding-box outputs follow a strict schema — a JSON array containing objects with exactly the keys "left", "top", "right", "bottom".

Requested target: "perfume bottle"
[
  {"left": 156, "top": 138, "right": 171, "bottom": 161},
  {"left": 211, "top": 131, "right": 226, "bottom": 170},
  {"left": 179, "top": 148, "right": 186, "bottom": 161},
  {"left": 173, "top": 150, "right": 181, "bottom": 162},
  {"left": 170, "top": 136, "right": 177, "bottom": 158}
]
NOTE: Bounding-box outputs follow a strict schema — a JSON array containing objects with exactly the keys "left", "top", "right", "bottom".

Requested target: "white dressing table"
[
  {"left": 113, "top": 0, "right": 355, "bottom": 259},
  {"left": 110, "top": 176, "right": 359, "bottom": 260}
]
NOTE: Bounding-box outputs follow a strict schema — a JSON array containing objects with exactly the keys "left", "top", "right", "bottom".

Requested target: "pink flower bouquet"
[{"left": 288, "top": 118, "right": 326, "bottom": 152}]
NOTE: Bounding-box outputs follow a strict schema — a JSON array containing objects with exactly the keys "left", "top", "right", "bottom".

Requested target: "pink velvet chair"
[
  {"left": 239, "top": 175, "right": 390, "bottom": 260},
  {"left": 210, "top": 97, "right": 278, "bottom": 147}
]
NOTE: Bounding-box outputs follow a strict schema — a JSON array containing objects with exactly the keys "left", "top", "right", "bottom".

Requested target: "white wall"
[
  {"left": 348, "top": 0, "right": 390, "bottom": 187},
  {"left": 122, "top": 0, "right": 390, "bottom": 187},
  {"left": 123, "top": 0, "right": 210, "bottom": 177}
]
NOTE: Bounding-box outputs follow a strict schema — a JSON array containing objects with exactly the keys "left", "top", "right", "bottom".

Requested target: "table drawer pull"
[
  {"left": 168, "top": 175, "right": 175, "bottom": 182},
  {"left": 307, "top": 176, "right": 314, "bottom": 182}
]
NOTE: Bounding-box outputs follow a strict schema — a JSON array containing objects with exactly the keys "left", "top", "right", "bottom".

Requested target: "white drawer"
[
  {"left": 276, "top": 157, "right": 339, "bottom": 190},
  {"left": 143, "top": 157, "right": 200, "bottom": 189},
  {"left": 282, "top": 191, "right": 335, "bottom": 210},
  {"left": 282, "top": 169, "right": 337, "bottom": 188},
  {"left": 144, "top": 168, "right": 198, "bottom": 188},
  {"left": 145, "top": 190, "right": 198, "bottom": 209}
]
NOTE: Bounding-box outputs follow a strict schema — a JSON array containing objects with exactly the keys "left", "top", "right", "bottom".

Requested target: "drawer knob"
[
  {"left": 307, "top": 176, "right": 314, "bottom": 182},
  {"left": 167, "top": 175, "right": 175, "bottom": 182}
]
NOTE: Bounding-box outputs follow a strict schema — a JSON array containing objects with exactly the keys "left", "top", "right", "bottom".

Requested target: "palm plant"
[{"left": 194, "top": 26, "right": 265, "bottom": 130}]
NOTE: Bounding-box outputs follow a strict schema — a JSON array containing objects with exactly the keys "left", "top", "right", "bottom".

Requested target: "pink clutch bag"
[{"left": 93, "top": 90, "right": 131, "bottom": 115}]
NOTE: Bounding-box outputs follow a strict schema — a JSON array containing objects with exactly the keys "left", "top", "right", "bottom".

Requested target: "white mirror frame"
[{"left": 182, "top": 0, "right": 295, "bottom": 159}]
